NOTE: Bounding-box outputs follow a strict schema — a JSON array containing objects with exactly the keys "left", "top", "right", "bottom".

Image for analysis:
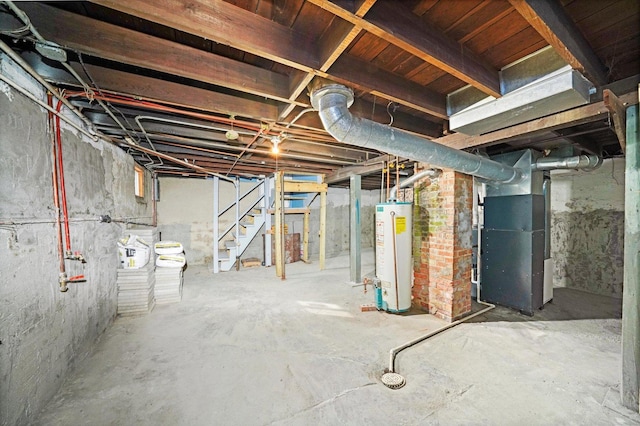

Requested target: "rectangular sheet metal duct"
[{"left": 449, "top": 66, "right": 592, "bottom": 136}]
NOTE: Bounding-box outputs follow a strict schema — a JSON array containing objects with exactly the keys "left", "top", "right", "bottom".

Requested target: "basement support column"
[
  {"left": 212, "top": 176, "right": 220, "bottom": 273},
  {"left": 274, "top": 171, "right": 284, "bottom": 278},
  {"left": 349, "top": 174, "right": 362, "bottom": 283},
  {"left": 622, "top": 103, "right": 639, "bottom": 412},
  {"left": 320, "top": 189, "right": 327, "bottom": 270}
]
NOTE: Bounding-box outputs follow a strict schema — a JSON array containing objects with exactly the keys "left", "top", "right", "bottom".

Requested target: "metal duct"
[
  {"left": 310, "top": 85, "right": 522, "bottom": 184},
  {"left": 533, "top": 154, "right": 602, "bottom": 171},
  {"left": 389, "top": 168, "right": 440, "bottom": 201}
]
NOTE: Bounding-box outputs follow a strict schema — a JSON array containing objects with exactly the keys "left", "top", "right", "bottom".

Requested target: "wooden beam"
[
  {"left": 603, "top": 89, "right": 627, "bottom": 154},
  {"left": 307, "top": 0, "right": 501, "bottom": 97},
  {"left": 437, "top": 90, "right": 639, "bottom": 150},
  {"left": 25, "top": 53, "right": 278, "bottom": 121},
  {"left": 267, "top": 208, "right": 310, "bottom": 215},
  {"left": 329, "top": 54, "right": 447, "bottom": 118},
  {"left": 283, "top": 181, "right": 328, "bottom": 193},
  {"left": 21, "top": 3, "right": 295, "bottom": 105},
  {"left": 549, "top": 130, "right": 602, "bottom": 156},
  {"left": 278, "top": 71, "right": 315, "bottom": 121},
  {"left": 326, "top": 155, "right": 390, "bottom": 184},
  {"left": 90, "top": 0, "right": 319, "bottom": 71},
  {"left": 508, "top": 0, "right": 608, "bottom": 86},
  {"left": 279, "top": 1, "right": 376, "bottom": 121}
]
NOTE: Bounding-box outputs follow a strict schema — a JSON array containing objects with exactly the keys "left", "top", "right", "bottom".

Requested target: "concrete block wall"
[
  {"left": 550, "top": 158, "right": 625, "bottom": 297},
  {"left": 413, "top": 168, "right": 473, "bottom": 322},
  {"left": 0, "top": 56, "right": 152, "bottom": 426},
  {"left": 306, "top": 187, "right": 379, "bottom": 258},
  {"left": 157, "top": 177, "right": 274, "bottom": 265}
]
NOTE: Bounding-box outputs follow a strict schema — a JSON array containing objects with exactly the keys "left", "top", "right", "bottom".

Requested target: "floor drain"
[{"left": 381, "top": 372, "right": 406, "bottom": 390}]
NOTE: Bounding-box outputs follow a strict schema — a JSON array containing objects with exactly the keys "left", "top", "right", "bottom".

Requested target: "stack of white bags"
[
  {"left": 153, "top": 241, "right": 186, "bottom": 304},
  {"left": 116, "top": 233, "right": 155, "bottom": 316}
]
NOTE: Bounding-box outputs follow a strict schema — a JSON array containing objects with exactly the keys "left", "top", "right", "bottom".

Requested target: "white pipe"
[{"left": 388, "top": 168, "right": 440, "bottom": 202}]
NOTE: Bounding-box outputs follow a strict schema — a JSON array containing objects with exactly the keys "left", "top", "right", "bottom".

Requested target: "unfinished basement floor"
[{"left": 35, "top": 252, "right": 640, "bottom": 425}]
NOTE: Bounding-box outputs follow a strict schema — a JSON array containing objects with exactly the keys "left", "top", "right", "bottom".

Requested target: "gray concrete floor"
[{"left": 36, "top": 252, "right": 640, "bottom": 425}]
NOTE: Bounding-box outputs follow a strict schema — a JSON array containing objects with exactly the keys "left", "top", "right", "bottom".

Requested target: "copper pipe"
[
  {"left": 47, "top": 92, "right": 67, "bottom": 291},
  {"left": 386, "top": 162, "right": 390, "bottom": 201},
  {"left": 395, "top": 157, "right": 400, "bottom": 194},
  {"left": 227, "top": 128, "right": 264, "bottom": 175},
  {"left": 54, "top": 100, "right": 71, "bottom": 254}
]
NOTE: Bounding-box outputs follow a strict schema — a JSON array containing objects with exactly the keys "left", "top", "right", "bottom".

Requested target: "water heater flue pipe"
[
  {"left": 310, "top": 85, "right": 522, "bottom": 184},
  {"left": 388, "top": 169, "right": 441, "bottom": 201}
]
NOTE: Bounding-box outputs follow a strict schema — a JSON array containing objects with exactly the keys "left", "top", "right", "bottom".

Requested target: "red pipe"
[
  {"left": 47, "top": 92, "right": 67, "bottom": 291},
  {"left": 54, "top": 99, "right": 71, "bottom": 254}
]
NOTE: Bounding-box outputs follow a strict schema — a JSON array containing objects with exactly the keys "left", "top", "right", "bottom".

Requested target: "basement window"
[{"left": 134, "top": 165, "right": 145, "bottom": 198}]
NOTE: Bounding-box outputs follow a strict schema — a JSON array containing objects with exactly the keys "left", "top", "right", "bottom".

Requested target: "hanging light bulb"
[{"left": 271, "top": 136, "right": 280, "bottom": 154}]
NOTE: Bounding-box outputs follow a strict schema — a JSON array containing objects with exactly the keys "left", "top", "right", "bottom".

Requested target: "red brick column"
[{"left": 412, "top": 166, "right": 473, "bottom": 322}]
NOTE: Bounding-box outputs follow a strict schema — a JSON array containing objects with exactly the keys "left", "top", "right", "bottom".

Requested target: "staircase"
[
  {"left": 218, "top": 209, "right": 265, "bottom": 271},
  {"left": 212, "top": 177, "right": 270, "bottom": 272}
]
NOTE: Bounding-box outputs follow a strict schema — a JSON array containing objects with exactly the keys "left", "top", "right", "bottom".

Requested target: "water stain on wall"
[{"left": 551, "top": 209, "right": 624, "bottom": 297}]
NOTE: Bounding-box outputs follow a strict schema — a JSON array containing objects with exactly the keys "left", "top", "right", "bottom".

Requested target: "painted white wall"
[
  {"left": 551, "top": 157, "right": 625, "bottom": 212},
  {"left": 157, "top": 177, "right": 258, "bottom": 265},
  {"left": 157, "top": 177, "right": 380, "bottom": 265}
]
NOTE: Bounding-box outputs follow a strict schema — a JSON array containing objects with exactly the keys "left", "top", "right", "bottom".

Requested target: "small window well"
[{"left": 134, "top": 165, "right": 145, "bottom": 198}]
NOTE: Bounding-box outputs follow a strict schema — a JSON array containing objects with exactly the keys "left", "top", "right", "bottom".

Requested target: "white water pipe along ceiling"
[{"left": 0, "top": 0, "right": 637, "bottom": 188}]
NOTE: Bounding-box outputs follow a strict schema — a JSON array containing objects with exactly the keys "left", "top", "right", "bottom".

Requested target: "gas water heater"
[{"left": 375, "top": 202, "right": 413, "bottom": 313}]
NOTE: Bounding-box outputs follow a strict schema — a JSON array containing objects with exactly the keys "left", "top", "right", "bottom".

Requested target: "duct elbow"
[
  {"left": 311, "top": 84, "right": 356, "bottom": 142},
  {"left": 311, "top": 83, "right": 520, "bottom": 184},
  {"left": 582, "top": 154, "right": 603, "bottom": 170}
]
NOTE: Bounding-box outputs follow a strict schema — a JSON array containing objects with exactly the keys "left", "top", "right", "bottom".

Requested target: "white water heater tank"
[{"left": 375, "top": 202, "right": 413, "bottom": 313}]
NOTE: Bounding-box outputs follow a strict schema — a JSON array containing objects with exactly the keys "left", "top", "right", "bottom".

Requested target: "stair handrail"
[
  {"left": 217, "top": 180, "right": 266, "bottom": 243},
  {"left": 218, "top": 180, "right": 263, "bottom": 217}
]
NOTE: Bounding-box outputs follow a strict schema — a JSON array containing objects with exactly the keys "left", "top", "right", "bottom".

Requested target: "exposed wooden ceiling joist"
[
  {"left": 24, "top": 53, "right": 279, "bottom": 121},
  {"left": 90, "top": 0, "right": 320, "bottom": 70},
  {"left": 279, "top": 0, "right": 376, "bottom": 120},
  {"left": 328, "top": 54, "right": 447, "bottom": 118},
  {"left": 19, "top": 3, "right": 296, "bottom": 106},
  {"left": 326, "top": 154, "right": 391, "bottom": 184},
  {"left": 307, "top": 0, "right": 501, "bottom": 97},
  {"left": 508, "top": 0, "right": 608, "bottom": 86}
]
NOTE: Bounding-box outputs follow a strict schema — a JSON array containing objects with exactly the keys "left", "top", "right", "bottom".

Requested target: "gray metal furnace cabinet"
[{"left": 481, "top": 194, "right": 545, "bottom": 316}]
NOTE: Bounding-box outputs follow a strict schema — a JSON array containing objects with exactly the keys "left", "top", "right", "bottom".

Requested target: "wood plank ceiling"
[{"left": 0, "top": 0, "right": 638, "bottom": 188}]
